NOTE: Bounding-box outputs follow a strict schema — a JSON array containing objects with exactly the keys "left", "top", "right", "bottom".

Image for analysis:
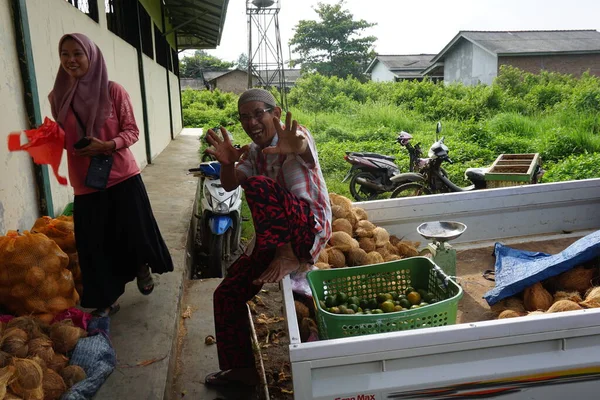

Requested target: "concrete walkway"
[{"left": 94, "top": 130, "right": 201, "bottom": 400}]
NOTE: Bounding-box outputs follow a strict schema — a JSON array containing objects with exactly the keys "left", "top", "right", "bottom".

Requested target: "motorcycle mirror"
[{"left": 435, "top": 121, "right": 442, "bottom": 141}]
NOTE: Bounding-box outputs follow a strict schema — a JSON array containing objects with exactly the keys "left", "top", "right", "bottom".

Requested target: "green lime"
[
  {"left": 344, "top": 309, "right": 355, "bottom": 314},
  {"left": 423, "top": 292, "right": 436, "bottom": 303},
  {"left": 336, "top": 292, "right": 349, "bottom": 305},
  {"left": 372, "top": 309, "right": 384, "bottom": 314},
  {"left": 364, "top": 310, "right": 372, "bottom": 314},
  {"left": 359, "top": 299, "right": 370, "bottom": 310},
  {"left": 325, "top": 296, "right": 337, "bottom": 308},
  {"left": 348, "top": 296, "right": 360, "bottom": 306},
  {"left": 397, "top": 294, "right": 407, "bottom": 301},
  {"left": 376, "top": 293, "right": 393, "bottom": 303},
  {"left": 417, "top": 289, "right": 428, "bottom": 298},
  {"left": 410, "top": 304, "right": 421, "bottom": 309},
  {"left": 419, "top": 301, "right": 429, "bottom": 307},
  {"left": 388, "top": 291, "right": 399, "bottom": 300},
  {"left": 381, "top": 301, "right": 395, "bottom": 313},
  {"left": 338, "top": 305, "right": 348, "bottom": 314},
  {"left": 398, "top": 298, "right": 411, "bottom": 309},
  {"left": 407, "top": 291, "right": 422, "bottom": 305},
  {"left": 348, "top": 304, "right": 359, "bottom": 312},
  {"left": 330, "top": 306, "right": 340, "bottom": 314},
  {"left": 404, "top": 286, "right": 415, "bottom": 296},
  {"left": 319, "top": 300, "right": 326, "bottom": 309},
  {"left": 368, "top": 299, "right": 379, "bottom": 310},
  {"left": 429, "top": 298, "right": 439, "bottom": 304},
  {"left": 393, "top": 305, "right": 404, "bottom": 312}
]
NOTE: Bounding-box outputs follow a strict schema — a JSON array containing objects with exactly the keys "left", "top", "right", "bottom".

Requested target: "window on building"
[
  {"left": 105, "top": 0, "right": 139, "bottom": 48},
  {"left": 138, "top": 5, "right": 154, "bottom": 59},
  {"left": 171, "top": 49, "right": 180, "bottom": 76},
  {"left": 65, "top": 0, "right": 99, "bottom": 22},
  {"left": 154, "top": 24, "right": 170, "bottom": 70}
]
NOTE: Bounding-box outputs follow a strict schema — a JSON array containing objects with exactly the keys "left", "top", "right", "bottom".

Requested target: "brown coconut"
[
  {"left": 314, "top": 262, "right": 331, "bottom": 270},
  {"left": 294, "top": 300, "right": 310, "bottom": 322},
  {"left": 497, "top": 310, "right": 524, "bottom": 319},
  {"left": 547, "top": 300, "right": 583, "bottom": 313},
  {"left": 6, "top": 317, "right": 43, "bottom": 340},
  {"left": 24, "top": 267, "right": 46, "bottom": 289},
  {"left": 491, "top": 297, "right": 526, "bottom": 315},
  {"left": 556, "top": 266, "right": 595, "bottom": 294},
  {"left": 42, "top": 368, "right": 66, "bottom": 400},
  {"left": 330, "top": 204, "right": 346, "bottom": 220},
  {"left": 49, "top": 324, "right": 86, "bottom": 355},
  {"left": 27, "top": 356, "right": 46, "bottom": 371},
  {"left": 358, "top": 237, "right": 376, "bottom": 253},
  {"left": 364, "top": 251, "right": 384, "bottom": 265},
  {"left": 326, "top": 248, "right": 346, "bottom": 269},
  {"left": 346, "top": 248, "right": 367, "bottom": 267},
  {"left": 396, "top": 241, "right": 419, "bottom": 257},
  {"left": 316, "top": 250, "right": 328, "bottom": 265},
  {"left": 527, "top": 311, "right": 546, "bottom": 317},
  {"left": 9, "top": 358, "right": 43, "bottom": 398},
  {"left": 0, "top": 365, "right": 16, "bottom": 399},
  {"left": 579, "top": 286, "right": 600, "bottom": 308},
  {"left": 27, "top": 338, "right": 55, "bottom": 365},
  {"left": 0, "top": 351, "right": 12, "bottom": 368},
  {"left": 553, "top": 290, "right": 583, "bottom": 304},
  {"left": 4, "top": 392, "right": 24, "bottom": 400},
  {"left": 46, "top": 354, "right": 68, "bottom": 374},
  {"left": 332, "top": 218, "right": 353, "bottom": 237},
  {"left": 356, "top": 220, "right": 376, "bottom": 232},
  {"left": 384, "top": 254, "right": 402, "bottom": 262},
  {"left": 372, "top": 227, "right": 390, "bottom": 247},
  {"left": 389, "top": 235, "right": 402, "bottom": 246},
  {"left": 375, "top": 246, "right": 390, "bottom": 258},
  {"left": 329, "top": 193, "right": 353, "bottom": 215},
  {"left": 0, "top": 329, "right": 29, "bottom": 358},
  {"left": 351, "top": 207, "right": 368, "bottom": 221},
  {"left": 385, "top": 242, "right": 401, "bottom": 256},
  {"left": 60, "top": 365, "right": 86, "bottom": 389},
  {"left": 328, "top": 231, "right": 355, "bottom": 252},
  {"left": 523, "top": 282, "right": 553, "bottom": 311}
]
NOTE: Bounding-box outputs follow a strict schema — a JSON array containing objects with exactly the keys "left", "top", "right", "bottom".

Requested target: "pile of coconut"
[
  {"left": 493, "top": 265, "right": 600, "bottom": 319},
  {"left": 315, "top": 193, "right": 421, "bottom": 270},
  {"left": 0, "top": 316, "right": 87, "bottom": 400}
]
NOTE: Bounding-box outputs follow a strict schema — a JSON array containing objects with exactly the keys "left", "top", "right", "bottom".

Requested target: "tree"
[
  {"left": 179, "top": 50, "right": 234, "bottom": 78},
  {"left": 289, "top": 0, "right": 376, "bottom": 81},
  {"left": 235, "top": 53, "right": 249, "bottom": 70}
]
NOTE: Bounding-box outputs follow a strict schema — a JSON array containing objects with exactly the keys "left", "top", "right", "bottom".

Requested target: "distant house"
[
  {"left": 425, "top": 30, "right": 600, "bottom": 85},
  {"left": 365, "top": 55, "right": 442, "bottom": 82},
  {"left": 181, "top": 68, "right": 302, "bottom": 93}
]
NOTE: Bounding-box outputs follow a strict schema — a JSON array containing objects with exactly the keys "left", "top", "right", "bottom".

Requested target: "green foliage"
[
  {"left": 182, "top": 67, "right": 600, "bottom": 199},
  {"left": 289, "top": 0, "right": 376, "bottom": 81},
  {"left": 179, "top": 50, "right": 234, "bottom": 78}
]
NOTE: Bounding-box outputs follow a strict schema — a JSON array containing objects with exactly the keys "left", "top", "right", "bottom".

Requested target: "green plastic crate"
[{"left": 307, "top": 257, "right": 463, "bottom": 340}]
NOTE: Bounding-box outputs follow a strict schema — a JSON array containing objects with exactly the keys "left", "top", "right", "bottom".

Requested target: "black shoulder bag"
[{"left": 72, "top": 106, "right": 113, "bottom": 190}]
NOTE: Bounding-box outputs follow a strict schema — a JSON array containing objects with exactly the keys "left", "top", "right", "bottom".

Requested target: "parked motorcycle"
[
  {"left": 343, "top": 131, "right": 423, "bottom": 201},
  {"left": 390, "top": 122, "right": 544, "bottom": 198},
  {"left": 189, "top": 160, "right": 242, "bottom": 278}
]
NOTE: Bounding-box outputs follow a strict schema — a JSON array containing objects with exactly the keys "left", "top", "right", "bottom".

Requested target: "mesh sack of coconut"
[
  {"left": 0, "top": 231, "right": 79, "bottom": 322},
  {"left": 484, "top": 231, "right": 600, "bottom": 306},
  {"left": 31, "top": 216, "right": 82, "bottom": 298}
]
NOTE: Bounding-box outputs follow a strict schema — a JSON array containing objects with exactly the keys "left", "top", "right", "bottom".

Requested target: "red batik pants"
[{"left": 214, "top": 176, "right": 317, "bottom": 370}]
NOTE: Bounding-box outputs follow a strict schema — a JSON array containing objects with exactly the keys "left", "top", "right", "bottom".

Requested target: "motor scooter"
[
  {"left": 390, "top": 122, "right": 544, "bottom": 198},
  {"left": 343, "top": 131, "right": 423, "bottom": 201},
  {"left": 189, "top": 161, "right": 242, "bottom": 278}
]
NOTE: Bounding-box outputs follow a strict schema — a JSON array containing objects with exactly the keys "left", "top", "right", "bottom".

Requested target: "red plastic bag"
[{"left": 7, "top": 117, "right": 67, "bottom": 185}]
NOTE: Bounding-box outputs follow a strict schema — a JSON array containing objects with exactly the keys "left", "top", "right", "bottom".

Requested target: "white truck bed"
[{"left": 282, "top": 178, "right": 600, "bottom": 399}]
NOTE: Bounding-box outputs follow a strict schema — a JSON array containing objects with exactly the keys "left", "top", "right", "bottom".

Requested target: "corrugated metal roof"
[
  {"left": 462, "top": 30, "right": 600, "bottom": 54},
  {"left": 163, "top": 0, "right": 229, "bottom": 50},
  {"left": 377, "top": 54, "right": 436, "bottom": 70}
]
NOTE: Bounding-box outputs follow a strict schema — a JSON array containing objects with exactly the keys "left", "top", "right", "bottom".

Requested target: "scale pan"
[{"left": 417, "top": 221, "right": 466, "bottom": 242}]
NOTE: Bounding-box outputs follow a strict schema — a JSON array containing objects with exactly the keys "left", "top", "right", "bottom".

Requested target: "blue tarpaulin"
[
  {"left": 484, "top": 230, "right": 600, "bottom": 306},
  {"left": 63, "top": 316, "right": 116, "bottom": 400}
]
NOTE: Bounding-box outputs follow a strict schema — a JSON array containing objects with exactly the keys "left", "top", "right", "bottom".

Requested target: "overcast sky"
[{"left": 202, "top": 0, "right": 600, "bottom": 64}]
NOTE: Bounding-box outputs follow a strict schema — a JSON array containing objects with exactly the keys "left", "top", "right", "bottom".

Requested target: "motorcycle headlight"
[{"left": 215, "top": 201, "right": 229, "bottom": 213}]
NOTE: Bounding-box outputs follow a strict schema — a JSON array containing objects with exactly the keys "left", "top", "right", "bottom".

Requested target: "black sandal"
[
  {"left": 205, "top": 370, "right": 256, "bottom": 387},
  {"left": 91, "top": 303, "right": 120, "bottom": 318},
  {"left": 137, "top": 266, "right": 155, "bottom": 295}
]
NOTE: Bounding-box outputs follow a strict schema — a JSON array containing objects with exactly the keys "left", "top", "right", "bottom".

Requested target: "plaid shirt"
[{"left": 236, "top": 125, "right": 332, "bottom": 261}]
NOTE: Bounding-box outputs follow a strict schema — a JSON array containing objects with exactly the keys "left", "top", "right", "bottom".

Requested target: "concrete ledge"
[{"left": 94, "top": 131, "right": 200, "bottom": 400}]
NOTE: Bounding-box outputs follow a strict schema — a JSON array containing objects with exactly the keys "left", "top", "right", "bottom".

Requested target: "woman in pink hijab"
[{"left": 49, "top": 33, "right": 173, "bottom": 317}]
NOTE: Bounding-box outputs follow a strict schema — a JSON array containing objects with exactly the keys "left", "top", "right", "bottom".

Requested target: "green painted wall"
[{"left": 138, "top": 0, "right": 176, "bottom": 48}]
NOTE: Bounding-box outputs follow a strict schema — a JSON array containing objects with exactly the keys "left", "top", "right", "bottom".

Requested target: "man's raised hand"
[
  {"left": 205, "top": 126, "right": 248, "bottom": 166},
  {"left": 262, "top": 111, "right": 307, "bottom": 156}
]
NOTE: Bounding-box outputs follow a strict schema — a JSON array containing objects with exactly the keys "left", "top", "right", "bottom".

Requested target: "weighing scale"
[{"left": 417, "top": 221, "right": 467, "bottom": 278}]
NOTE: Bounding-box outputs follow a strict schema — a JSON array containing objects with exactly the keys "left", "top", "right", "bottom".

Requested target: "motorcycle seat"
[
  {"left": 465, "top": 167, "right": 488, "bottom": 181},
  {"left": 348, "top": 152, "right": 396, "bottom": 161}
]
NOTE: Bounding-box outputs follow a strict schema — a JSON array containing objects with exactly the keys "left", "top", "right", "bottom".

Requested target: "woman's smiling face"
[{"left": 60, "top": 38, "right": 89, "bottom": 79}]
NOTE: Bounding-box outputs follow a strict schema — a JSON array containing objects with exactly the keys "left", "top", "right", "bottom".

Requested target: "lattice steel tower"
[{"left": 246, "top": 0, "right": 287, "bottom": 110}]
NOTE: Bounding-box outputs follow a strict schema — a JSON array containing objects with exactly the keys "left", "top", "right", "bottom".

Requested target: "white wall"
[
  {"left": 143, "top": 55, "right": 172, "bottom": 158},
  {"left": 371, "top": 61, "right": 397, "bottom": 82},
  {"left": 169, "top": 71, "right": 183, "bottom": 136},
  {"left": 471, "top": 45, "right": 498, "bottom": 85},
  {"left": 0, "top": 2, "right": 40, "bottom": 233}
]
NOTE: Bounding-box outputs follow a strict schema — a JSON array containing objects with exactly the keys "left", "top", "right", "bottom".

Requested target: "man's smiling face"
[{"left": 239, "top": 101, "right": 281, "bottom": 148}]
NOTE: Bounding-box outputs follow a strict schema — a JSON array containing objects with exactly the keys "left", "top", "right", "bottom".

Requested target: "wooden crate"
[{"left": 484, "top": 153, "right": 540, "bottom": 188}]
